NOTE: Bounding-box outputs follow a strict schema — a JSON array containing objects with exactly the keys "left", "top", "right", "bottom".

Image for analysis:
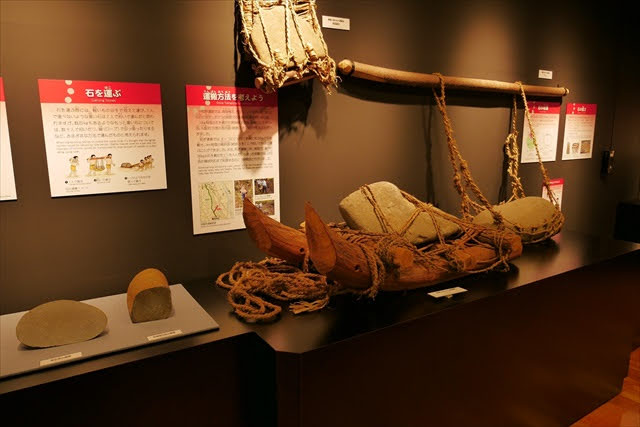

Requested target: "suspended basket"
[
  {"left": 431, "top": 74, "right": 564, "bottom": 244},
  {"left": 236, "top": 0, "right": 338, "bottom": 93}
]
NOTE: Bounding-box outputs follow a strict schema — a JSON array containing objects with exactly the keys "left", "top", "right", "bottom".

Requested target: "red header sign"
[
  {"left": 566, "top": 103, "right": 597, "bottom": 115},
  {"left": 185, "top": 85, "right": 277, "bottom": 107},
  {"left": 527, "top": 101, "right": 561, "bottom": 115},
  {"left": 0, "top": 77, "right": 5, "bottom": 102},
  {"left": 38, "top": 79, "right": 161, "bottom": 104}
]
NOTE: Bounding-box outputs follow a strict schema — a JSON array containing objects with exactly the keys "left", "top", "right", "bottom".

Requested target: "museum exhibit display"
[
  {"left": 1, "top": 1, "right": 638, "bottom": 426},
  {"left": 237, "top": 0, "right": 338, "bottom": 92},
  {"left": 126, "top": 268, "right": 173, "bottom": 323},
  {"left": 216, "top": 190, "right": 522, "bottom": 322},
  {"left": 15, "top": 300, "right": 108, "bottom": 348},
  {"left": 431, "top": 77, "right": 565, "bottom": 244},
  {"left": 1, "top": 284, "right": 219, "bottom": 379},
  {"left": 339, "top": 63, "right": 566, "bottom": 244}
]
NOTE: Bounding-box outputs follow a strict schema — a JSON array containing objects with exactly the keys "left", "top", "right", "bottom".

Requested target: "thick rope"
[
  {"left": 216, "top": 258, "right": 338, "bottom": 322},
  {"left": 517, "top": 82, "right": 561, "bottom": 209},
  {"left": 504, "top": 95, "right": 526, "bottom": 200},
  {"left": 431, "top": 74, "right": 505, "bottom": 224},
  {"left": 357, "top": 184, "right": 513, "bottom": 273},
  {"left": 499, "top": 83, "right": 565, "bottom": 242}
]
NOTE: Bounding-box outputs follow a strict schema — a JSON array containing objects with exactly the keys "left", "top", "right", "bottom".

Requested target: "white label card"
[
  {"left": 147, "top": 329, "right": 183, "bottom": 342},
  {"left": 40, "top": 352, "right": 83, "bottom": 367},
  {"left": 428, "top": 287, "right": 468, "bottom": 298},
  {"left": 322, "top": 15, "right": 350, "bottom": 31},
  {"left": 538, "top": 69, "right": 553, "bottom": 79}
]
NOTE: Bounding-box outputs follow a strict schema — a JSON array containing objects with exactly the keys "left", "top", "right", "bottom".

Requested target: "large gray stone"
[
  {"left": 473, "top": 196, "right": 561, "bottom": 243},
  {"left": 339, "top": 182, "right": 460, "bottom": 245}
]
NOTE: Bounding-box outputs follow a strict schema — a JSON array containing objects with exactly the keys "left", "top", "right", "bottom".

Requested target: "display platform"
[
  {"left": 0, "top": 284, "right": 219, "bottom": 379},
  {"left": 1, "top": 231, "right": 638, "bottom": 427}
]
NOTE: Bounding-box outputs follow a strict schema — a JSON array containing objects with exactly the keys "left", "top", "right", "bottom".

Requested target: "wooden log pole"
[{"left": 338, "top": 59, "right": 569, "bottom": 97}]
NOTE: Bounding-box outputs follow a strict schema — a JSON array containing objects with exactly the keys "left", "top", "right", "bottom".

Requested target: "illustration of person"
[
  {"left": 240, "top": 185, "right": 248, "bottom": 201},
  {"left": 257, "top": 179, "right": 268, "bottom": 194},
  {"left": 68, "top": 156, "right": 79, "bottom": 177},
  {"left": 137, "top": 159, "right": 145, "bottom": 170},
  {"left": 105, "top": 154, "right": 113, "bottom": 175},
  {"left": 87, "top": 154, "right": 97, "bottom": 176}
]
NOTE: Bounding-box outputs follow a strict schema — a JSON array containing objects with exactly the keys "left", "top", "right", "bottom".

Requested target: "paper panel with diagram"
[
  {"left": 186, "top": 85, "right": 279, "bottom": 234},
  {"left": 38, "top": 79, "right": 167, "bottom": 197},
  {"left": 520, "top": 101, "right": 560, "bottom": 163},
  {"left": 562, "top": 103, "right": 597, "bottom": 160},
  {"left": 1, "top": 77, "right": 18, "bottom": 201}
]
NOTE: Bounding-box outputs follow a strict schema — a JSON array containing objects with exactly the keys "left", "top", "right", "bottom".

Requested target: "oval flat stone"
[
  {"left": 16, "top": 300, "right": 107, "bottom": 348},
  {"left": 339, "top": 181, "right": 460, "bottom": 245},
  {"left": 473, "top": 196, "right": 562, "bottom": 243}
]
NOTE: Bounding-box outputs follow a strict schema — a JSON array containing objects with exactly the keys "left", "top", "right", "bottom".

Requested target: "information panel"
[
  {"left": 562, "top": 103, "right": 597, "bottom": 160},
  {"left": 38, "top": 79, "right": 167, "bottom": 197},
  {"left": 186, "top": 85, "right": 279, "bottom": 234},
  {"left": 0, "top": 77, "right": 17, "bottom": 201},
  {"left": 521, "top": 101, "right": 560, "bottom": 163}
]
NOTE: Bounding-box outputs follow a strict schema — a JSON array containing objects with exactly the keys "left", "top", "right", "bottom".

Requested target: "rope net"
[
  {"left": 237, "top": 0, "right": 338, "bottom": 92},
  {"left": 432, "top": 74, "right": 564, "bottom": 243},
  {"left": 348, "top": 185, "right": 514, "bottom": 275},
  {"left": 216, "top": 185, "right": 517, "bottom": 322}
]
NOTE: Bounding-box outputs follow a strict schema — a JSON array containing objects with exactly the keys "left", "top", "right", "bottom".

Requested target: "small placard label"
[
  {"left": 322, "top": 15, "right": 350, "bottom": 31},
  {"left": 538, "top": 69, "right": 553, "bottom": 79},
  {"left": 428, "top": 287, "right": 468, "bottom": 298},
  {"left": 40, "top": 352, "right": 82, "bottom": 367},
  {"left": 147, "top": 329, "right": 183, "bottom": 342}
]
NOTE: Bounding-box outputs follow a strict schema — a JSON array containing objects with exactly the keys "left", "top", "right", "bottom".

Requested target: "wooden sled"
[{"left": 242, "top": 198, "right": 522, "bottom": 292}]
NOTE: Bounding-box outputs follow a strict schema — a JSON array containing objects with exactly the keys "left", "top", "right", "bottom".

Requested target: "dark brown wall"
[{"left": 1, "top": 0, "right": 637, "bottom": 313}]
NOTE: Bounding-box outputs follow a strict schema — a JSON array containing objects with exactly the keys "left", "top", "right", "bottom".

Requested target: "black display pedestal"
[
  {"left": 615, "top": 199, "right": 640, "bottom": 243},
  {"left": 1, "top": 231, "right": 638, "bottom": 427}
]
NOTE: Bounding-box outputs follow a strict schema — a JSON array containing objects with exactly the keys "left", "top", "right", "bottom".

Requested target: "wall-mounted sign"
[
  {"left": 521, "top": 101, "right": 561, "bottom": 163},
  {"left": 542, "top": 178, "right": 564, "bottom": 210},
  {"left": 38, "top": 79, "right": 167, "bottom": 197},
  {"left": 538, "top": 69, "right": 553, "bottom": 80},
  {"left": 562, "top": 103, "right": 597, "bottom": 160},
  {"left": 0, "top": 77, "right": 18, "bottom": 201},
  {"left": 322, "top": 15, "right": 350, "bottom": 31},
  {"left": 186, "top": 85, "right": 280, "bottom": 235}
]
